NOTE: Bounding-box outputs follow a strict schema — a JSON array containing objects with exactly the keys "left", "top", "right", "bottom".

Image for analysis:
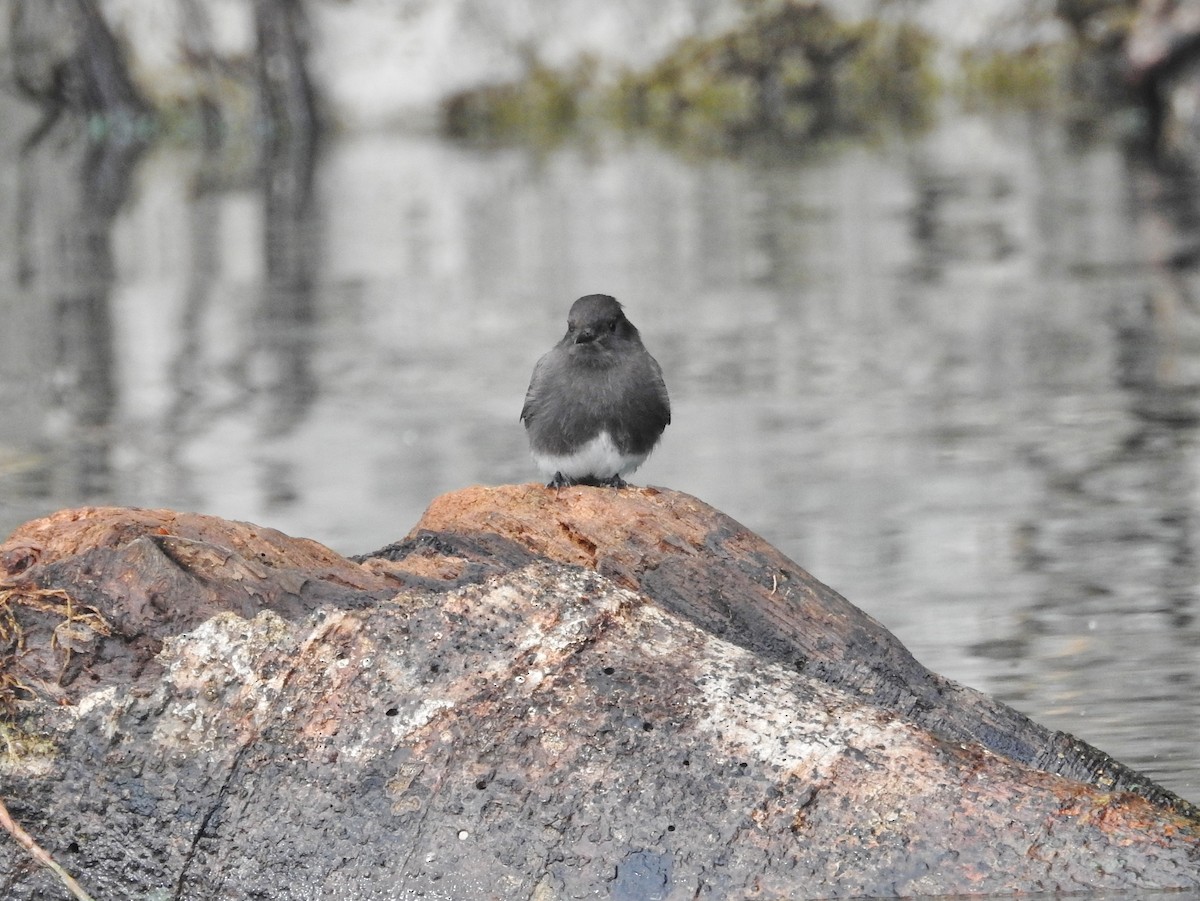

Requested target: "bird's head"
[{"left": 563, "top": 294, "right": 639, "bottom": 351}]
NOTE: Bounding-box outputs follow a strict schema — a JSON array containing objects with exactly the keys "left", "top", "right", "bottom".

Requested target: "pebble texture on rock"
[{"left": 0, "top": 488, "right": 1197, "bottom": 899}]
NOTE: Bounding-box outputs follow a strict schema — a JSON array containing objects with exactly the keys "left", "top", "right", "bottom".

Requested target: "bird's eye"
[{"left": 609, "top": 319, "right": 618, "bottom": 333}]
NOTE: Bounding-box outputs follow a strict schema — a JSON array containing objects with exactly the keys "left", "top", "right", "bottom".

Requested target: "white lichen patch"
[
  {"left": 343, "top": 568, "right": 642, "bottom": 752},
  {"left": 477, "top": 568, "right": 631, "bottom": 656},
  {"left": 387, "top": 697, "right": 456, "bottom": 740},
  {"left": 75, "top": 685, "right": 118, "bottom": 719},
  {"left": 0, "top": 721, "right": 60, "bottom": 778},
  {"left": 638, "top": 604, "right": 902, "bottom": 775},
  {"left": 151, "top": 609, "right": 299, "bottom": 748},
  {"left": 434, "top": 567, "right": 635, "bottom": 690},
  {"left": 160, "top": 610, "right": 292, "bottom": 684}
]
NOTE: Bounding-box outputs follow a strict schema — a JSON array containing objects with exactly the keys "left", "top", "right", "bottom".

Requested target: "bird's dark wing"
[
  {"left": 650, "top": 355, "right": 671, "bottom": 424},
  {"left": 520, "top": 354, "right": 547, "bottom": 424}
]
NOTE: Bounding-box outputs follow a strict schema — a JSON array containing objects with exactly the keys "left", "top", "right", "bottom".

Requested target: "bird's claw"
[
  {"left": 549, "top": 475, "right": 633, "bottom": 489},
  {"left": 545, "top": 473, "right": 628, "bottom": 489}
]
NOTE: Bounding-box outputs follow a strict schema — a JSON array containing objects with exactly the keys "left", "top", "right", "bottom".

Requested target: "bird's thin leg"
[{"left": 548, "top": 472, "right": 573, "bottom": 489}]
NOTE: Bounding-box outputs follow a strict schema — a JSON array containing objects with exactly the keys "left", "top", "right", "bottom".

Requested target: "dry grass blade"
[
  {"left": 0, "top": 586, "right": 107, "bottom": 898},
  {"left": 0, "top": 584, "right": 113, "bottom": 900},
  {"left": 0, "top": 794, "right": 96, "bottom": 901},
  {"left": 4, "top": 587, "right": 113, "bottom": 644},
  {"left": 0, "top": 586, "right": 112, "bottom": 690}
]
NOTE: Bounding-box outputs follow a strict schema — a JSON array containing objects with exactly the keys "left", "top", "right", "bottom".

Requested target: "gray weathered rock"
[{"left": 0, "top": 490, "right": 1198, "bottom": 899}]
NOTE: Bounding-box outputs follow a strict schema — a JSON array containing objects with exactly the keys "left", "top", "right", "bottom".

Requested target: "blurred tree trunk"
[
  {"left": 255, "top": 0, "right": 321, "bottom": 142},
  {"left": 9, "top": 0, "right": 147, "bottom": 124},
  {"left": 1127, "top": 0, "right": 1200, "bottom": 153},
  {"left": 253, "top": 0, "right": 321, "bottom": 444}
]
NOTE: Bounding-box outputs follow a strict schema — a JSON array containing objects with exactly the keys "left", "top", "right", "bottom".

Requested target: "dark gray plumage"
[{"left": 521, "top": 294, "right": 670, "bottom": 488}]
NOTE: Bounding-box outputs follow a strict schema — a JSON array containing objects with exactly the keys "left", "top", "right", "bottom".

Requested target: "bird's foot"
[{"left": 545, "top": 473, "right": 629, "bottom": 489}]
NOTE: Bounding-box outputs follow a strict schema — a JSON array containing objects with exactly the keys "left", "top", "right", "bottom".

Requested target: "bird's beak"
[{"left": 574, "top": 328, "right": 598, "bottom": 344}]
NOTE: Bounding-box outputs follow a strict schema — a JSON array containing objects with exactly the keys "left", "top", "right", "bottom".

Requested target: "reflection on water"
[{"left": 2, "top": 96, "right": 1200, "bottom": 800}]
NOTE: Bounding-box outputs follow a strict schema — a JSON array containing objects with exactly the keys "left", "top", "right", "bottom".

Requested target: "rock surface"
[{"left": 0, "top": 487, "right": 1198, "bottom": 899}]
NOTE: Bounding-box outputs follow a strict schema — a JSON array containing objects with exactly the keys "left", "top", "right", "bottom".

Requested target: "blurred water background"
[{"left": 2, "top": 0, "right": 1200, "bottom": 806}]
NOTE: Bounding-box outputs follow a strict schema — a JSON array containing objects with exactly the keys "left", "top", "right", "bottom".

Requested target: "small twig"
[
  {"left": 0, "top": 589, "right": 108, "bottom": 898},
  {"left": 0, "top": 794, "right": 95, "bottom": 901}
]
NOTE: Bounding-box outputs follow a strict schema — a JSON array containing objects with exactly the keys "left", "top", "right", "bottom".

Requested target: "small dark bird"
[{"left": 521, "top": 294, "right": 670, "bottom": 488}]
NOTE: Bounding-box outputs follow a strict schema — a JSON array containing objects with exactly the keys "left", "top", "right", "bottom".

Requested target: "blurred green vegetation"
[
  {"left": 958, "top": 0, "right": 1138, "bottom": 112},
  {"left": 958, "top": 47, "right": 1063, "bottom": 109},
  {"left": 444, "top": 3, "right": 937, "bottom": 151},
  {"left": 442, "top": 0, "right": 1141, "bottom": 152}
]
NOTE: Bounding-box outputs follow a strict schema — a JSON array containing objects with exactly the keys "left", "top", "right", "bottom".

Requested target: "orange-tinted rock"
[
  {"left": 0, "top": 506, "right": 395, "bottom": 708},
  {"left": 0, "top": 490, "right": 1197, "bottom": 899},
  {"left": 412, "top": 485, "right": 1195, "bottom": 815}
]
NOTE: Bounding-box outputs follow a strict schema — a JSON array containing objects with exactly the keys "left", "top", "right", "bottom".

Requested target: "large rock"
[{"left": 0, "top": 487, "right": 1198, "bottom": 899}]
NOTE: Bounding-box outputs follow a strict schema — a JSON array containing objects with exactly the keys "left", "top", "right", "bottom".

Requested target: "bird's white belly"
[{"left": 532, "top": 431, "right": 646, "bottom": 480}]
